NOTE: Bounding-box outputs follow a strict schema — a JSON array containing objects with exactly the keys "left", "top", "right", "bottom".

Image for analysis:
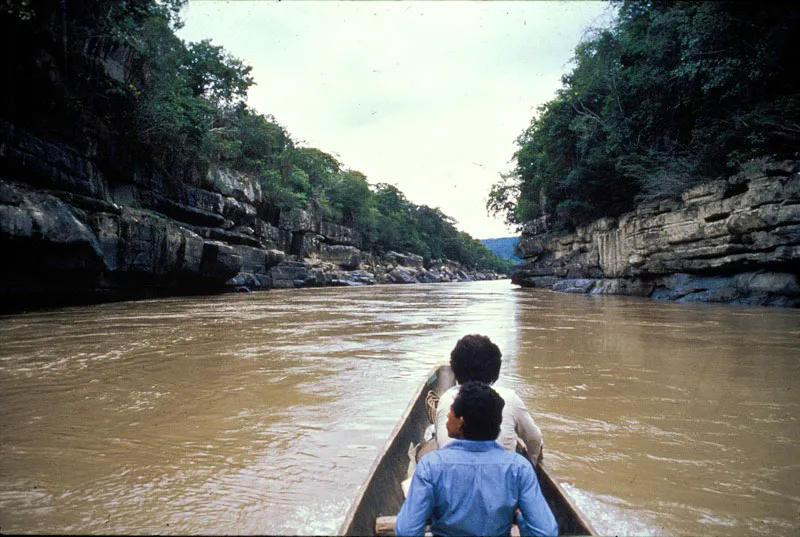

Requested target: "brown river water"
[{"left": 0, "top": 280, "right": 798, "bottom": 535}]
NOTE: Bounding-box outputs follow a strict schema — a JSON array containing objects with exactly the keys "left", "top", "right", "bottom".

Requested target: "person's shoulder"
[
  {"left": 492, "top": 385, "right": 523, "bottom": 403},
  {"left": 440, "top": 385, "right": 459, "bottom": 401},
  {"left": 508, "top": 451, "right": 536, "bottom": 474},
  {"left": 418, "top": 446, "right": 447, "bottom": 469}
]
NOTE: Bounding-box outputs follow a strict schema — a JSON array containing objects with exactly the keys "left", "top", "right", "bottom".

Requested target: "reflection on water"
[{"left": 0, "top": 281, "right": 798, "bottom": 535}]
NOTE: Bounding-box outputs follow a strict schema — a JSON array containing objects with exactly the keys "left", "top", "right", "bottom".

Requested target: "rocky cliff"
[
  {"left": 0, "top": 10, "right": 510, "bottom": 314},
  {"left": 0, "top": 120, "right": 500, "bottom": 312},
  {"left": 513, "top": 159, "right": 800, "bottom": 307}
]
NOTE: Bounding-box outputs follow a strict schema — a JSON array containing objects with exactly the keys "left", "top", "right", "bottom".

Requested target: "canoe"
[{"left": 338, "top": 363, "right": 598, "bottom": 536}]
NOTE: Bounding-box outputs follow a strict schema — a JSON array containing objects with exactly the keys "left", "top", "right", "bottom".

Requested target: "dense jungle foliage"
[
  {"left": 1, "top": 0, "right": 512, "bottom": 273},
  {"left": 488, "top": 0, "right": 800, "bottom": 232}
]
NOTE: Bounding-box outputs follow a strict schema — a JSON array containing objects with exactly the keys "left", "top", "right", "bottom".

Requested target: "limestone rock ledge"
[
  {"left": 0, "top": 121, "right": 503, "bottom": 312},
  {"left": 512, "top": 159, "right": 800, "bottom": 307}
]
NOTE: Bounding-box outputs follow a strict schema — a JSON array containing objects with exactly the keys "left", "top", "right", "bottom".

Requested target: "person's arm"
[
  {"left": 511, "top": 391, "right": 544, "bottom": 463},
  {"left": 395, "top": 458, "right": 436, "bottom": 537},
  {"left": 434, "top": 389, "right": 456, "bottom": 448},
  {"left": 516, "top": 459, "right": 558, "bottom": 537}
]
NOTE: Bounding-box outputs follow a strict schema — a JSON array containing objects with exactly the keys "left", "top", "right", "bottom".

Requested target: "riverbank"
[
  {"left": 0, "top": 272, "right": 508, "bottom": 315},
  {"left": 0, "top": 18, "right": 506, "bottom": 315},
  {"left": 0, "top": 125, "right": 503, "bottom": 315},
  {"left": 512, "top": 158, "right": 800, "bottom": 307}
]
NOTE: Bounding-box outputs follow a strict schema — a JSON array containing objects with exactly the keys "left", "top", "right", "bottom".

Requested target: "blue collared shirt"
[{"left": 395, "top": 439, "right": 558, "bottom": 537}]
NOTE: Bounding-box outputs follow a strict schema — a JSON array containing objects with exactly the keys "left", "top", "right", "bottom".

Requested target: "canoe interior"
[
  {"left": 338, "top": 363, "right": 598, "bottom": 536},
  {"left": 535, "top": 461, "right": 597, "bottom": 535}
]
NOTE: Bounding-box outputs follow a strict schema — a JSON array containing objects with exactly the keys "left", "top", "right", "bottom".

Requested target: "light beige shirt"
[{"left": 435, "top": 384, "right": 544, "bottom": 461}]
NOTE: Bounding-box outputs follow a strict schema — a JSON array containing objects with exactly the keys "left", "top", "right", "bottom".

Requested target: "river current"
[{"left": 1, "top": 280, "right": 798, "bottom": 535}]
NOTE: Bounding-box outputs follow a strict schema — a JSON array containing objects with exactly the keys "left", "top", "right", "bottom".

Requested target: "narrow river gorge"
[{"left": 1, "top": 280, "right": 798, "bottom": 535}]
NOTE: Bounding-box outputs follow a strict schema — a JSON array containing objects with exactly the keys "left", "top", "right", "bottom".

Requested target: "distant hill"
[{"left": 480, "top": 237, "right": 521, "bottom": 262}]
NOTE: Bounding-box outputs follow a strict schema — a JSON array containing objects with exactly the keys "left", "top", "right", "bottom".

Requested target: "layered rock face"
[
  {"left": 513, "top": 159, "right": 800, "bottom": 307},
  {"left": 0, "top": 121, "right": 501, "bottom": 312},
  {"left": 0, "top": 17, "right": 505, "bottom": 313}
]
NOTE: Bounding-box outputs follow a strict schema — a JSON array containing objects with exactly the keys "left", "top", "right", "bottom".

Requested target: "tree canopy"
[
  {"left": 1, "top": 0, "right": 510, "bottom": 273},
  {"left": 488, "top": 0, "right": 800, "bottom": 232}
]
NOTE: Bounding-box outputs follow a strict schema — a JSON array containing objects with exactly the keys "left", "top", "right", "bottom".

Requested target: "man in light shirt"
[
  {"left": 435, "top": 334, "right": 544, "bottom": 463},
  {"left": 396, "top": 381, "right": 558, "bottom": 537}
]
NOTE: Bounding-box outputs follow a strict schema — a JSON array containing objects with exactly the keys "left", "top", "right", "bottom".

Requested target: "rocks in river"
[
  {"left": 0, "top": 171, "right": 503, "bottom": 306},
  {"left": 650, "top": 272, "right": 800, "bottom": 307},
  {"left": 416, "top": 270, "right": 442, "bottom": 283},
  {"left": 248, "top": 256, "right": 504, "bottom": 291},
  {"left": 388, "top": 267, "right": 419, "bottom": 284},
  {"left": 269, "top": 260, "right": 310, "bottom": 289},
  {"left": 552, "top": 279, "right": 597, "bottom": 294},
  {"left": 351, "top": 271, "right": 377, "bottom": 285}
]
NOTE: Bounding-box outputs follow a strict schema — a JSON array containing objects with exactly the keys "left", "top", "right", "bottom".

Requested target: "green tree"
[
  {"left": 291, "top": 148, "right": 341, "bottom": 189},
  {"left": 327, "top": 170, "right": 372, "bottom": 227},
  {"left": 490, "top": 1, "right": 800, "bottom": 232},
  {"left": 182, "top": 39, "right": 252, "bottom": 108},
  {"left": 2, "top": 0, "right": 513, "bottom": 273}
]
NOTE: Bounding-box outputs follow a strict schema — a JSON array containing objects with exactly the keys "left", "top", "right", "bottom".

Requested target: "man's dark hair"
[
  {"left": 451, "top": 381, "right": 505, "bottom": 441},
  {"left": 450, "top": 334, "right": 502, "bottom": 384}
]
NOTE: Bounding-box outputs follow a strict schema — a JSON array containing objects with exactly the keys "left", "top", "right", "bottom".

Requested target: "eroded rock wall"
[
  {"left": 513, "top": 159, "right": 800, "bottom": 307},
  {"left": 0, "top": 18, "right": 506, "bottom": 313},
  {"left": 0, "top": 120, "right": 503, "bottom": 311}
]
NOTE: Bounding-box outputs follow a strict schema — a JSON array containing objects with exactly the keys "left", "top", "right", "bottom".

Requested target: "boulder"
[
  {"left": 455, "top": 271, "right": 473, "bottom": 282},
  {"left": 385, "top": 251, "right": 424, "bottom": 269},
  {"left": 269, "top": 260, "right": 309, "bottom": 288},
  {"left": 416, "top": 270, "right": 441, "bottom": 283},
  {"left": 200, "top": 227, "right": 263, "bottom": 248},
  {"left": 199, "top": 241, "right": 242, "bottom": 280},
  {"left": 351, "top": 270, "right": 376, "bottom": 285},
  {"left": 179, "top": 228, "right": 205, "bottom": 275},
  {"left": 552, "top": 279, "right": 597, "bottom": 294},
  {"left": 320, "top": 244, "right": 362, "bottom": 269},
  {"left": 388, "top": 267, "right": 419, "bottom": 284},
  {"left": 139, "top": 190, "right": 226, "bottom": 228},
  {"left": 265, "top": 248, "right": 287, "bottom": 269}
]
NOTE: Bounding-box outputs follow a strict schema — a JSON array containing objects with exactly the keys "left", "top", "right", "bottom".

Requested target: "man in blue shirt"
[{"left": 395, "top": 381, "right": 558, "bottom": 537}]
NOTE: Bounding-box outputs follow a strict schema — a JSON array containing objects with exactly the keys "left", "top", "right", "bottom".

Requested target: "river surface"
[{"left": 1, "top": 280, "right": 798, "bottom": 535}]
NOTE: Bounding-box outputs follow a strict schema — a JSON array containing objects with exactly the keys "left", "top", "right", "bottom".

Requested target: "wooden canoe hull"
[{"left": 338, "top": 363, "right": 597, "bottom": 536}]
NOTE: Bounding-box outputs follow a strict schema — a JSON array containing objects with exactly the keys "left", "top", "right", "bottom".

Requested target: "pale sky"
[{"left": 178, "top": 1, "right": 615, "bottom": 239}]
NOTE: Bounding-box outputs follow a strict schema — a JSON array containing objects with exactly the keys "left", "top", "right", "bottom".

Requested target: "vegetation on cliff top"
[
  {"left": 1, "top": 0, "right": 512, "bottom": 274},
  {"left": 488, "top": 0, "right": 800, "bottom": 232}
]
